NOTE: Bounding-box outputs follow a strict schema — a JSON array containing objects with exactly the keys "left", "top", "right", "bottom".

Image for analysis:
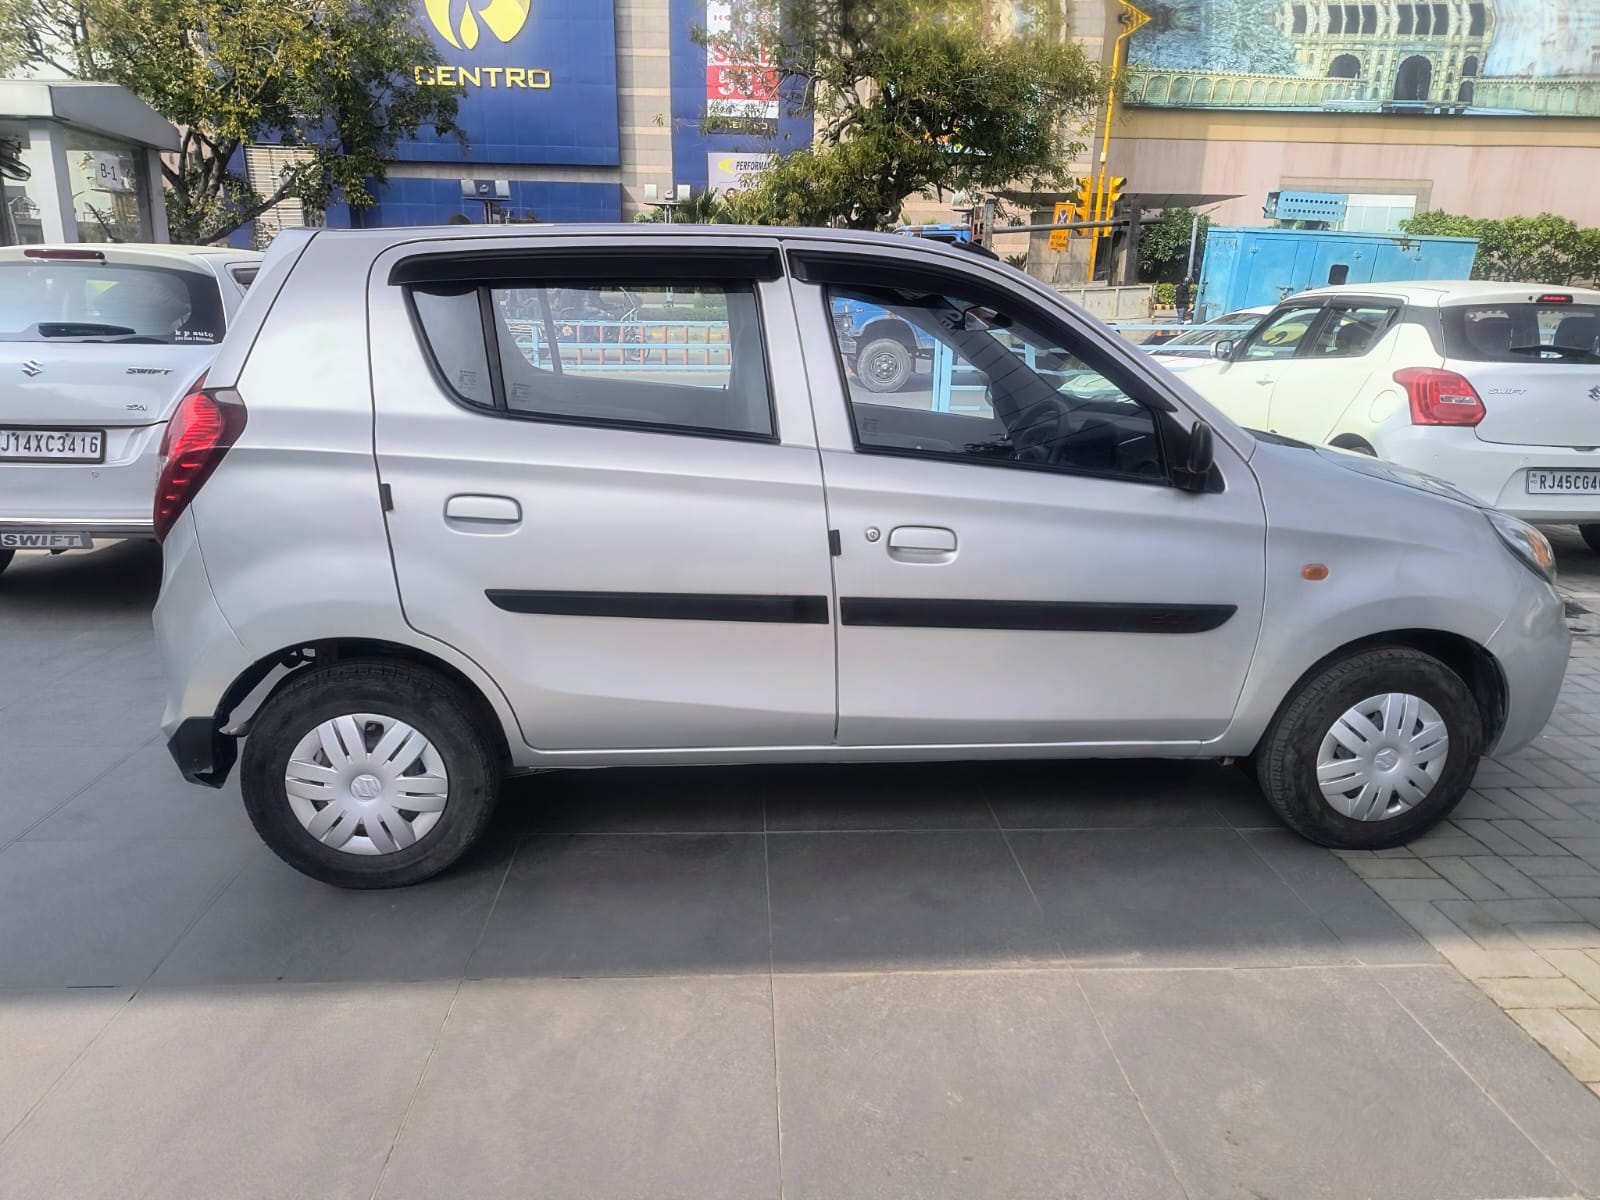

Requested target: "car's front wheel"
[
  {"left": 1255, "top": 646, "right": 1481, "bottom": 849},
  {"left": 240, "top": 660, "right": 500, "bottom": 888},
  {"left": 1580, "top": 523, "right": 1600, "bottom": 555}
]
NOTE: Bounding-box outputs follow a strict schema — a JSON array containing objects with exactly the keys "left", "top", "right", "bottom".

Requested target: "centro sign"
[{"left": 414, "top": 0, "right": 551, "bottom": 89}]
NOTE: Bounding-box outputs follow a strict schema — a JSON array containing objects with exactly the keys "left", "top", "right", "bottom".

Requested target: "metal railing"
[{"left": 503, "top": 318, "right": 731, "bottom": 372}]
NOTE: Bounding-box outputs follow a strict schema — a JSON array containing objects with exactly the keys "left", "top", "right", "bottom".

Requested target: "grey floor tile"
[
  {"left": 1375, "top": 965, "right": 1600, "bottom": 1196},
  {"left": 0, "top": 982, "right": 456, "bottom": 1200},
  {"left": 773, "top": 971, "right": 1185, "bottom": 1200},
  {"left": 1080, "top": 967, "right": 1573, "bottom": 1200},
  {"left": 375, "top": 976, "right": 779, "bottom": 1200},
  {"left": 763, "top": 762, "right": 999, "bottom": 831},
  {"left": 1008, "top": 828, "right": 1350, "bottom": 967},
  {"left": 23, "top": 741, "right": 257, "bottom": 843},
  {"left": 0, "top": 989, "right": 130, "bottom": 1138},
  {"left": 152, "top": 836, "right": 513, "bottom": 986},
  {"left": 0, "top": 745, "right": 148, "bottom": 847},
  {"left": 0, "top": 839, "right": 246, "bottom": 987},
  {"left": 987, "top": 759, "right": 1241, "bottom": 830},
  {"left": 767, "top": 830, "right": 1058, "bottom": 971},
  {"left": 467, "top": 832, "right": 770, "bottom": 978},
  {"left": 514, "top": 765, "right": 766, "bottom": 833},
  {"left": 1243, "top": 829, "right": 1442, "bottom": 964}
]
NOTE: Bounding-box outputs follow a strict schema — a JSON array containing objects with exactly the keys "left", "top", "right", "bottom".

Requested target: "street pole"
[
  {"left": 1088, "top": 0, "right": 1151, "bottom": 282},
  {"left": 1185, "top": 214, "right": 1199, "bottom": 281}
]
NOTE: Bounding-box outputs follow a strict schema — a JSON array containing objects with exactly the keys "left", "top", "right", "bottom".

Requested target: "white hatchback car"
[
  {"left": 153, "top": 226, "right": 1569, "bottom": 888},
  {"left": 1176, "top": 282, "right": 1600, "bottom": 552},
  {"left": 0, "top": 243, "right": 261, "bottom": 575}
]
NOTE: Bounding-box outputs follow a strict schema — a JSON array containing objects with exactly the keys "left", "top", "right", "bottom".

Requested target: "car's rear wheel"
[
  {"left": 0, "top": 549, "right": 12, "bottom": 578},
  {"left": 241, "top": 660, "right": 499, "bottom": 888},
  {"left": 856, "top": 337, "right": 913, "bottom": 393},
  {"left": 1580, "top": 523, "right": 1600, "bottom": 555},
  {"left": 1255, "top": 646, "right": 1481, "bottom": 849}
]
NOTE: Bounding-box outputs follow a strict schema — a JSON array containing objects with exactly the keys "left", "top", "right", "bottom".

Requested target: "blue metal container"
[{"left": 1195, "top": 228, "right": 1479, "bottom": 322}]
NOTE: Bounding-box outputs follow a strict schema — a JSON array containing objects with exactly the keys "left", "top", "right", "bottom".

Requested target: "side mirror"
[
  {"left": 1174, "top": 420, "right": 1216, "bottom": 492},
  {"left": 1212, "top": 339, "right": 1234, "bottom": 360}
]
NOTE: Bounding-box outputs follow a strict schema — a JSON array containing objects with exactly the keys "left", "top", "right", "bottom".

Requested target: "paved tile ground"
[
  {"left": 1, "top": 537, "right": 1599, "bottom": 1199},
  {"left": 1339, "top": 524, "right": 1600, "bottom": 1101}
]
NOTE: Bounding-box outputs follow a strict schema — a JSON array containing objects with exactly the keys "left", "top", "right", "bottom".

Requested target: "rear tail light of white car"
[
  {"left": 1394, "top": 367, "right": 1485, "bottom": 427},
  {"left": 154, "top": 382, "right": 247, "bottom": 541}
]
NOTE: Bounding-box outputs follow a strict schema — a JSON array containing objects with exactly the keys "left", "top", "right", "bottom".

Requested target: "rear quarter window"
[{"left": 1442, "top": 302, "right": 1600, "bottom": 363}]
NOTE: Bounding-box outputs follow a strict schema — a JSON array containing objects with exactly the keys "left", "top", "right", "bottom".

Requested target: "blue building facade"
[{"left": 243, "top": 0, "right": 809, "bottom": 241}]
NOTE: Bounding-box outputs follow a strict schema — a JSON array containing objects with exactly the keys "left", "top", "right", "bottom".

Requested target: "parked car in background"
[
  {"left": 1148, "top": 307, "right": 1272, "bottom": 360},
  {"left": 154, "top": 225, "right": 1566, "bottom": 888},
  {"left": 0, "top": 244, "right": 261, "bottom": 575},
  {"left": 1177, "top": 282, "right": 1600, "bottom": 553}
]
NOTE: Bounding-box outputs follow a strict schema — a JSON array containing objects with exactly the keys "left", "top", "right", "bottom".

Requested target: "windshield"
[
  {"left": 0, "top": 261, "right": 226, "bottom": 345},
  {"left": 1441, "top": 301, "right": 1600, "bottom": 363},
  {"left": 1162, "top": 310, "right": 1263, "bottom": 348}
]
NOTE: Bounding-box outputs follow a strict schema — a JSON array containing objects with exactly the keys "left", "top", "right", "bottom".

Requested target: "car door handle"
[
  {"left": 444, "top": 494, "right": 522, "bottom": 524},
  {"left": 1255, "top": 375, "right": 1277, "bottom": 385},
  {"left": 888, "top": 526, "right": 957, "bottom": 561}
]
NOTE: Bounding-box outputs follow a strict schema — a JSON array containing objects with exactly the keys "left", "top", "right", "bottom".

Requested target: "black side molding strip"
[
  {"left": 839, "top": 598, "right": 1236, "bottom": 634},
  {"left": 486, "top": 589, "right": 830, "bottom": 625}
]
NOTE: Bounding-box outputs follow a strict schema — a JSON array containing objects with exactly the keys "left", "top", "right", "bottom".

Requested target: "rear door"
[
  {"left": 369, "top": 236, "right": 837, "bottom": 752},
  {"left": 0, "top": 251, "right": 223, "bottom": 524},
  {"left": 1441, "top": 294, "right": 1600, "bottom": 447}
]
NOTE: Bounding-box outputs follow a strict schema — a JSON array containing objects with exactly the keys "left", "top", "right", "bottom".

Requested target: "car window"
[
  {"left": 1240, "top": 306, "right": 1320, "bottom": 360},
  {"left": 409, "top": 278, "right": 774, "bottom": 440},
  {"left": 1307, "top": 305, "right": 1395, "bottom": 358},
  {"left": 1441, "top": 301, "right": 1600, "bottom": 363},
  {"left": 0, "top": 261, "right": 226, "bottom": 344},
  {"left": 824, "top": 283, "right": 1167, "bottom": 484}
]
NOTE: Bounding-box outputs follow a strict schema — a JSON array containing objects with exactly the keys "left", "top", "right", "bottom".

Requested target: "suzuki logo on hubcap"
[
  {"left": 21, "top": 360, "right": 42, "bottom": 377},
  {"left": 350, "top": 774, "right": 383, "bottom": 801}
]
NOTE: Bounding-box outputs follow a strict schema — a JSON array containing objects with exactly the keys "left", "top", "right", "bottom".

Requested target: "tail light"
[
  {"left": 154, "top": 382, "right": 247, "bottom": 541},
  {"left": 1394, "top": 367, "right": 1485, "bottom": 427}
]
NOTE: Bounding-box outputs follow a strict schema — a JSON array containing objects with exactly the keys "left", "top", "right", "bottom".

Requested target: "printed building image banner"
[{"left": 1126, "top": 0, "right": 1600, "bottom": 117}]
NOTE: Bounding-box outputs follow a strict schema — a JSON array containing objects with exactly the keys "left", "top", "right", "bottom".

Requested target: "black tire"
[
  {"left": 1255, "top": 647, "right": 1482, "bottom": 850},
  {"left": 240, "top": 660, "right": 500, "bottom": 888},
  {"left": 0, "top": 549, "right": 12, "bottom": 577},
  {"left": 1331, "top": 437, "right": 1376, "bottom": 457},
  {"left": 856, "top": 336, "right": 913, "bottom": 393},
  {"left": 1580, "top": 524, "right": 1600, "bottom": 555}
]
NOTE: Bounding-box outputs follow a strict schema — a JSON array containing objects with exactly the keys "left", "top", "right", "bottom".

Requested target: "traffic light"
[
  {"left": 1073, "top": 177, "right": 1093, "bottom": 223},
  {"left": 1103, "top": 176, "right": 1126, "bottom": 213}
]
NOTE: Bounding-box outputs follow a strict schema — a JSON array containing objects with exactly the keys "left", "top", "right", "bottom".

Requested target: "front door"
[
  {"left": 1181, "top": 303, "right": 1324, "bottom": 431},
  {"left": 1264, "top": 300, "right": 1400, "bottom": 443},
  {"left": 786, "top": 245, "right": 1267, "bottom": 747},
  {"left": 368, "top": 237, "right": 836, "bottom": 751}
]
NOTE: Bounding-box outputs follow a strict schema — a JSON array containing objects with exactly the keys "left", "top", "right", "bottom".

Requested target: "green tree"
[
  {"left": 1139, "top": 207, "right": 1209, "bottom": 278},
  {"left": 632, "top": 189, "right": 733, "bottom": 224},
  {"left": 1401, "top": 210, "right": 1600, "bottom": 285},
  {"left": 0, "top": 0, "right": 460, "bottom": 244},
  {"left": 703, "top": 0, "right": 1102, "bottom": 230}
]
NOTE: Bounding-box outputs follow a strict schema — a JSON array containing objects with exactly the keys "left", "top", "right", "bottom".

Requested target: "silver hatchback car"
[{"left": 154, "top": 225, "right": 1569, "bottom": 888}]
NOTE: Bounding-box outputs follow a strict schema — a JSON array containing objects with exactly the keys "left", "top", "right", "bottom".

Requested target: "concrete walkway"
[{"left": 1, "top": 539, "right": 1597, "bottom": 1200}]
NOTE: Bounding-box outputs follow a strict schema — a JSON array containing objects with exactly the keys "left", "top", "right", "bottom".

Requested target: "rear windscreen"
[
  {"left": 0, "top": 261, "right": 226, "bottom": 345},
  {"left": 1442, "top": 302, "right": 1600, "bottom": 364}
]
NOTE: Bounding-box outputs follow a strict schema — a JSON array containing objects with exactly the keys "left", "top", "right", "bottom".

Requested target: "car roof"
[{"left": 1283, "top": 279, "right": 1600, "bottom": 307}]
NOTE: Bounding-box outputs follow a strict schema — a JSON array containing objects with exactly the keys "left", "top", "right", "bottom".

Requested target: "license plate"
[
  {"left": 0, "top": 428, "right": 105, "bottom": 463},
  {"left": 0, "top": 532, "right": 92, "bottom": 550},
  {"left": 1526, "top": 469, "right": 1600, "bottom": 494}
]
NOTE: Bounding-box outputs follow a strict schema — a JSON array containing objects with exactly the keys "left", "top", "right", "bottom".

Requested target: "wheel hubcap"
[
  {"left": 870, "top": 351, "right": 899, "bottom": 382},
  {"left": 284, "top": 713, "right": 449, "bottom": 856},
  {"left": 1316, "top": 692, "right": 1449, "bottom": 822}
]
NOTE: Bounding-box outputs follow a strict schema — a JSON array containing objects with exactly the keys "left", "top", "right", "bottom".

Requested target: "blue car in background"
[{"left": 830, "top": 295, "right": 936, "bottom": 393}]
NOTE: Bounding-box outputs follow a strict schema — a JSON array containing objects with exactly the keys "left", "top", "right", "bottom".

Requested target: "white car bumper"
[{"left": 1376, "top": 426, "right": 1600, "bottom": 523}]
